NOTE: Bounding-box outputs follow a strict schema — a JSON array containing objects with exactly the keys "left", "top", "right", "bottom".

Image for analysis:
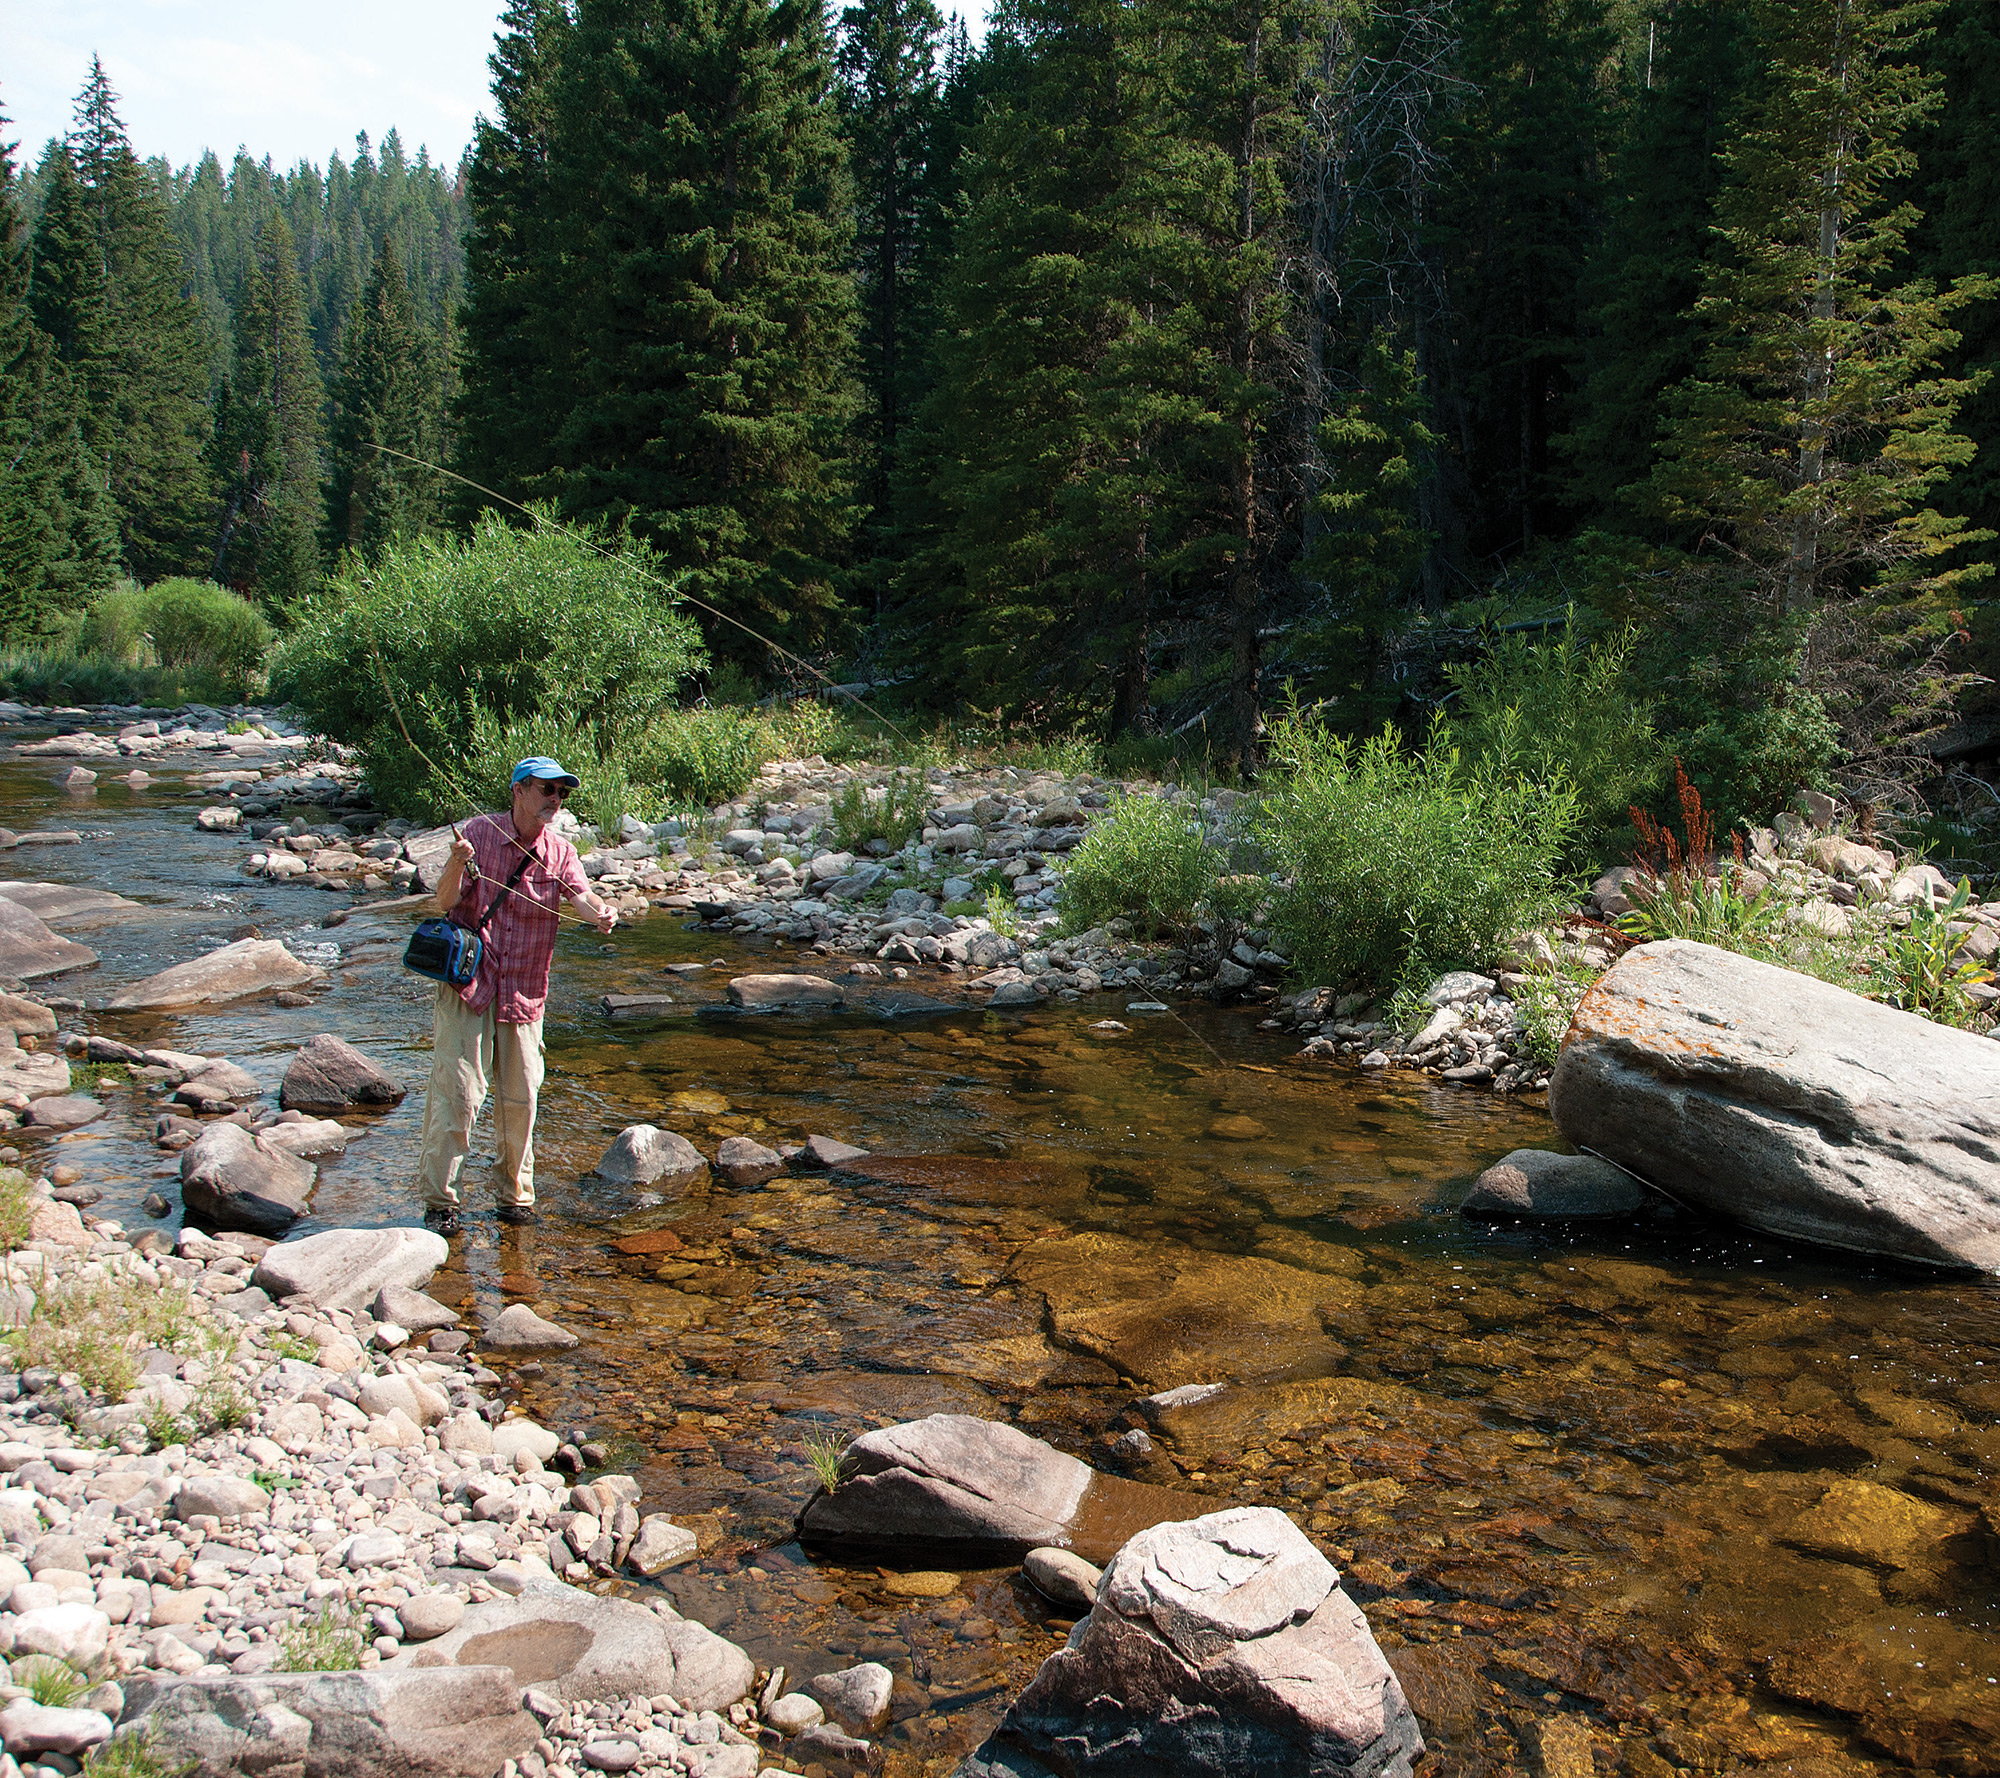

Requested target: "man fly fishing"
[{"left": 415, "top": 757, "right": 619, "bottom": 1233}]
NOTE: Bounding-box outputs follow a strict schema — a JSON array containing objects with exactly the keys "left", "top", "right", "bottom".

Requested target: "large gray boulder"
[
  {"left": 799, "top": 1415, "right": 1208, "bottom": 1563},
  {"left": 1549, "top": 939, "right": 2000, "bottom": 1268},
  {"left": 180, "top": 1124, "right": 316, "bottom": 1235},
  {"left": 954, "top": 1508, "right": 1422, "bottom": 1778},
  {"left": 1461, "top": 1149, "right": 1647, "bottom": 1219},
  {"left": 0, "top": 898, "right": 96, "bottom": 981},
  {"left": 115, "top": 1666, "right": 536, "bottom": 1778},
  {"left": 280, "top": 1034, "right": 407, "bottom": 1113},
  {"left": 383, "top": 1575, "right": 752, "bottom": 1710},
  {"left": 0, "top": 882, "right": 140, "bottom": 925},
  {"left": 252, "top": 1227, "right": 450, "bottom": 1313},
  {"left": 107, "top": 937, "right": 320, "bottom": 1010},
  {"left": 593, "top": 1126, "right": 707, "bottom": 1188}
]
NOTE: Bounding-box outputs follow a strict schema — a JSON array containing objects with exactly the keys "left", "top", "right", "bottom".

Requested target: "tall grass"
[{"left": 1056, "top": 792, "right": 1218, "bottom": 936}]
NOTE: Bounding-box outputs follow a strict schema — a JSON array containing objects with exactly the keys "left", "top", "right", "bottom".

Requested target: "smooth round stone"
[
  {"left": 766, "top": 1693, "right": 825, "bottom": 1736},
  {"left": 879, "top": 1571, "right": 957, "bottom": 1599},
  {"left": 581, "top": 1740, "right": 643, "bottom": 1772},
  {"left": 397, "top": 1592, "right": 466, "bottom": 1641}
]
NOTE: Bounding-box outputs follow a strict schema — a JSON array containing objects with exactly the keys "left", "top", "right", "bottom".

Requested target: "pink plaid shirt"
[{"left": 447, "top": 814, "right": 590, "bottom": 1023}]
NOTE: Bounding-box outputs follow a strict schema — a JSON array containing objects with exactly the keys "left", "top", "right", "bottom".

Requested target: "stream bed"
[{"left": 5, "top": 743, "right": 1998, "bottom": 1778}]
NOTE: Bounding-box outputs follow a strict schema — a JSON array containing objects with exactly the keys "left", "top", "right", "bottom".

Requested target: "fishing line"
[{"left": 362, "top": 443, "right": 921, "bottom": 748}]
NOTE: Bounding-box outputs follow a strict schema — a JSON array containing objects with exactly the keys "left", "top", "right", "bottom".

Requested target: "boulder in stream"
[
  {"left": 1550, "top": 939, "right": 2000, "bottom": 1267},
  {"left": 280, "top": 1033, "right": 407, "bottom": 1112},
  {"left": 107, "top": 937, "right": 321, "bottom": 1010},
  {"left": 725, "top": 973, "right": 844, "bottom": 1010},
  {"left": 0, "top": 883, "right": 142, "bottom": 925},
  {"left": 954, "top": 1507, "right": 1422, "bottom": 1778},
  {"left": 0, "top": 899, "right": 96, "bottom": 982},
  {"left": 593, "top": 1126, "right": 707, "bottom": 1188},
  {"left": 179, "top": 1124, "right": 316, "bottom": 1235},
  {"left": 799, "top": 1414, "right": 1210, "bottom": 1564}
]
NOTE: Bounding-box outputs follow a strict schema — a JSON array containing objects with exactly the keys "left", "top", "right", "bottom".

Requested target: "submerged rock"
[
  {"left": 1550, "top": 939, "right": 2000, "bottom": 1267},
  {"left": 726, "top": 973, "right": 844, "bottom": 1010},
  {"left": 483, "top": 1303, "right": 579, "bottom": 1352},
  {"left": 716, "top": 1135, "right": 783, "bottom": 1186},
  {"left": 954, "top": 1508, "right": 1422, "bottom": 1778},
  {"left": 1461, "top": 1149, "right": 1647, "bottom": 1218}
]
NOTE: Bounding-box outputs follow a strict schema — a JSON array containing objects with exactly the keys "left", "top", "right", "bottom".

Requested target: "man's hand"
[
  {"left": 593, "top": 906, "right": 618, "bottom": 936},
  {"left": 447, "top": 834, "right": 476, "bottom": 869}
]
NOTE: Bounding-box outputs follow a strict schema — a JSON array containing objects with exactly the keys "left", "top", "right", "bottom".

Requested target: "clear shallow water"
[{"left": 5, "top": 743, "right": 1999, "bottom": 1776}]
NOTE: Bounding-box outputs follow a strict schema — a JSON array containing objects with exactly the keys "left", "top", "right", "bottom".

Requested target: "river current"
[{"left": 5, "top": 745, "right": 1998, "bottom": 1777}]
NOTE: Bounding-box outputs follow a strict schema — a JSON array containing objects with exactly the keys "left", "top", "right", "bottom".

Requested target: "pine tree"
[
  {"left": 39, "top": 60, "right": 214, "bottom": 580},
  {"left": 325, "top": 238, "right": 447, "bottom": 559},
  {"left": 543, "top": 0, "right": 860, "bottom": 659},
  {"left": 213, "top": 211, "right": 326, "bottom": 616},
  {"left": 837, "top": 0, "right": 946, "bottom": 595},
  {"left": 0, "top": 128, "right": 118, "bottom": 637},
  {"left": 1639, "top": 0, "right": 1994, "bottom": 799},
  {"left": 1563, "top": 0, "right": 1759, "bottom": 523},
  {"left": 455, "top": 0, "right": 575, "bottom": 516}
]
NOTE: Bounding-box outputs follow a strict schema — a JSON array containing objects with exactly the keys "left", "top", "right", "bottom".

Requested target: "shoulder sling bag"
[{"left": 402, "top": 838, "right": 536, "bottom": 987}]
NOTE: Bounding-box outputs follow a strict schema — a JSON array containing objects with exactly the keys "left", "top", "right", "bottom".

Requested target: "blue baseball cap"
[{"left": 511, "top": 756, "right": 581, "bottom": 790}]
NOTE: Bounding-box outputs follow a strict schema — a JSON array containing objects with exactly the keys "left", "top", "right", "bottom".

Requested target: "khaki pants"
[{"left": 416, "top": 987, "right": 544, "bottom": 1208}]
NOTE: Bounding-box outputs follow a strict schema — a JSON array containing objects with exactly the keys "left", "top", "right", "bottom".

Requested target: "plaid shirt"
[{"left": 447, "top": 814, "right": 590, "bottom": 1023}]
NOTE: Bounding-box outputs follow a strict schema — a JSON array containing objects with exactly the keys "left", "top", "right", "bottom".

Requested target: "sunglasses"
[{"left": 526, "top": 780, "right": 571, "bottom": 799}]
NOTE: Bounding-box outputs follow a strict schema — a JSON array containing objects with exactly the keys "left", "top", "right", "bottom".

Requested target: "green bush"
[
  {"left": 1056, "top": 792, "right": 1220, "bottom": 937},
  {"left": 1445, "top": 620, "right": 1663, "bottom": 831},
  {"left": 630, "top": 708, "right": 776, "bottom": 807},
  {"left": 74, "top": 578, "right": 272, "bottom": 700},
  {"left": 269, "top": 510, "right": 705, "bottom": 821},
  {"left": 1251, "top": 706, "right": 1582, "bottom": 996},
  {"left": 830, "top": 772, "right": 927, "bottom": 852}
]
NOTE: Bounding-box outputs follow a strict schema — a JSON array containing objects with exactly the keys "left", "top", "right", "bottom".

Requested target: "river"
[{"left": 5, "top": 741, "right": 1998, "bottom": 1777}]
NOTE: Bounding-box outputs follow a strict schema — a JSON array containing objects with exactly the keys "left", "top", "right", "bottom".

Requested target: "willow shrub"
[
  {"left": 1057, "top": 792, "right": 1219, "bottom": 937},
  {"left": 73, "top": 578, "right": 272, "bottom": 701},
  {"left": 1252, "top": 707, "right": 1582, "bottom": 996},
  {"left": 271, "top": 511, "right": 704, "bottom": 821}
]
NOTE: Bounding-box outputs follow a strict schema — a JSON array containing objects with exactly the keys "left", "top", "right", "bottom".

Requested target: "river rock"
[
  {"left": 800, "top": 1414, "right": 1206, "bottom": 1562},
  {"left": 385, "top": 1574, "right": 753, "bottom": 1709},
  {"left": 627, "top": 1516, "right": 697, "bottom": 1575},
  {"left": 251, "top": 1226, "right": 450, "bottom": 1313},
  {"left": 593, "top": 1126, "right": 707, "bottom": 1188},
  {"left": 107, "top": 937, "right": 320, "bottom": 1010},
  {"left": 807, "top": 1664, "right": 894, "bottom": 1737},
  {"left": 0, "top": 899, "right": 96, "bottom": 982},
  {"left": 375, "top": 1283, "right": 459, "bottom": 1332},
  {"left": 280, "top": 1033, "right": 407, "bottom": 1112},
  {"left": 1024, "top": 1547, "right": 1101, "bottom": 1610},
  {"left": 1461, "top": 1149, "right": 1647, "bottom": 1218},
  {"left": 0, "top": 1699, "right": 113, "bottom": 1757},
  {"left": 726, "top": 973, "right": 844, "bottom": 1010},
  {"left": 258, "top": 1116, "right": 349, "bottom": 1160},
  {"left": 116, "top": 1666, "right": 537, "bottom": 1778},
  {"left": 1549, "top": 939, "right": 2000, "bottom": 1268},
  {"left": 767, "top": 1694, "right": 825, "bottom": 1736},
  {"left": 180, "top": 1123, "right": 317, "bottom": 1235},
  {"left": 399, "top": 1593, "right": 467, "bottom": 1641},
  {"left": 175, "top": 1473, "right": 272, "bottom": 1521},
  {"left": 0, "top": 883, "right": 141, "bottom": 924},
  {"left": 804, "top": 1134, "right": 870, "bottom": 1168},
  {"left": 954, "top": 1508, "right": 1422, "bottom": 1778},
  {"left": 0, "top": 993, "right": 56, "bottom": 1044},
  {"left": 483, "top": 1303, "right": 578, "bottom": 1352},
  {"left": 24, "top": 1095, "right": 103, "bottom": 1130},
  {"left": 716, "top": 1135, "right": 783, "bottom": 1186},
  {"left": 490, "top": 1419, "right": 560, "bottom": 1465},
  {"left": 8, "top": 1602, "right": 110, "bottom": 1666}
]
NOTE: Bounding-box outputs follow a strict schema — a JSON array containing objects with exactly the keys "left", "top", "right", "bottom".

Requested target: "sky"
[{"left": 1, "top": 0, "right": 991, "bottom": 176}]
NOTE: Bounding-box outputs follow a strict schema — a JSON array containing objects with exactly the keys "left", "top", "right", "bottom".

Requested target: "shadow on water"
[{"left": 4, "top": 744, "right": 1998, "bottom": 1775}]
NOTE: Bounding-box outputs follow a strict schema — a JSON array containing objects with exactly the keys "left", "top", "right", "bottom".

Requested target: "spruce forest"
[{"left": 1, "top": 0, "right": 1997, "bottom": 828}]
